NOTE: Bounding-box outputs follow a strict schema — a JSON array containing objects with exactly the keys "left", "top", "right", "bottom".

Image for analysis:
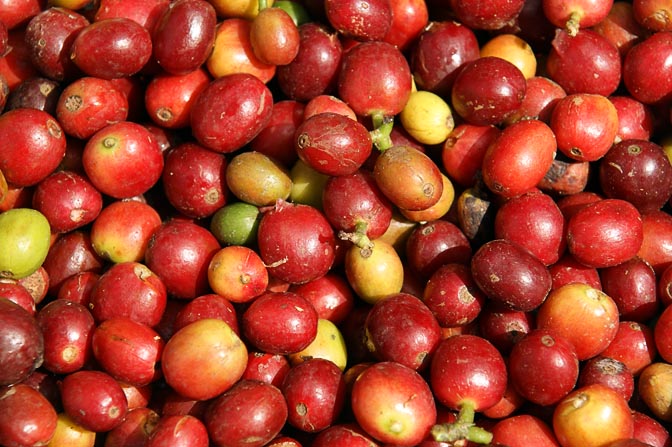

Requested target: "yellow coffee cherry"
[
  {"left": 208, "top": 0, "right": 274, "bottom": 19},
  {"left": 288, "top": 319, "right": 348, "bottom": 371},
  {"left": 480, "top": 34, "right": 537, "bottom": 80},
  {"left": 400, "top": 90, "right": 454, "bottom": 145}
]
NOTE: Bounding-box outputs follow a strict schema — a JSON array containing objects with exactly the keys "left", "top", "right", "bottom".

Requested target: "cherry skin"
[
  {"left": 451, "top": 56, "right": 527, "bottom": 126},
  {"left": 430, "top": 335, "right": 507, "bottom": 445}
]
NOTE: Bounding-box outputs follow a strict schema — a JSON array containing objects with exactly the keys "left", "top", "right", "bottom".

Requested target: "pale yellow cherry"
[
  {"left": 288, "top": 319, "right": 348, "bottom": 371},
  {"left": 208, "top": 0, "right": 274, "bottom": 19},
  {"left": 400, "top": 90, "right": 454, "bottom": 145}
]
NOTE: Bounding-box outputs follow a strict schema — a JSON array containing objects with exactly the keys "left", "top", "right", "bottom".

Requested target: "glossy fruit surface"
[
  {"left": 161, "top": 318, "right": 247, "bottom": 401},
  {"left": 190, "top": 73, "right": 274, "bottom": 153},
  {"left": 69, "top": 18, "right": 152, "bottom": 79},
  {"left": 0, "top": 298, "right": 44, "bottom": 385},
  {"left": 0, "top": 208, "right": 51, "bottom": 280}
]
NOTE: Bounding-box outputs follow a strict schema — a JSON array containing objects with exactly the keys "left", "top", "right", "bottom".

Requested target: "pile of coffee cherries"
[{"left": 2, "top": 1, "right": 672, "bottom": 446}]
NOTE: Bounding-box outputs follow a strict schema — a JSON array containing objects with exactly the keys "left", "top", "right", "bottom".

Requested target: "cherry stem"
[
  {"left": 338, "top": 221, "right": 373, "bottom": 252},
  {"left": 566, "top": 10, "right": 581, "bottom": 36},
  {"left": 430, "top": 402, "right": 493, "bottom": 445},
  {"left": 370, "top": 112, "right": 394, "bottom": 152}
]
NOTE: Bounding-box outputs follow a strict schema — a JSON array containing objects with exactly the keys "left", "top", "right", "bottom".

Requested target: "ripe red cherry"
[
  {"left": 257, "top": 200, "right": 336, "bottom": 285},
  {"left": 0, "top": 282, "right": 36, "bottom": 315},
  {"left": 505, "top": 75, "right": 567, "bottom": 125},
  {"left": 94, "top": 0, "right": 170, "bottom": 31},
  {"left": 324, "top": 0, "right": 392, "bottom": 41},
  {"left": 549, "top": 253, "right": 602, "bottom": 290},
  {"left": 32, "top": 170, "right": 103, "bottom": 234},
  {"left": 82, "top": 121, "right": 164, "bottom": 199},
  {"left": 55, "top": 76, "right": 129, "bottom": 140},
  {"left": 144, "top": 219, "right": 221, "bottom": 300},
  {"left": 653, "top": 304, "right": 672, "bottom": 363},
  {"left": 550, "top": 92, "right": 619, "bottom": 162},
  {"left": 638, "top": 210, "right": 672, "bottom": 275},
  {"left": 276, "top": 23, "right": 343, "bottom": 102},
  {"left": 0, "top": 298, "right": 44, "bottom": 386},
  {"left": 491, "top": 414, "right": 559, "bottom": 447},
  {"left": 0, "top": 107, "right": 66, "bottom": 187},
  {"left": 88, "top": 261, "right": 167, "bottom": 327},
  {"left": 0, "top": 384, "right": 57, "bottom": 447},
  {"left": 60, "top": 370, "right": 129, "bottom": 432},
  {"left": 205, "top": 380, "right": 288, "bottom": 447},
  {"left": 338, "top": 40, "right": 412, "bottom": 119},
  {"left": 471, "top": 238, "right": 552, "bottom": 312},
  {"left": 383, "top": 0, "right": 429, "bottom": 51},
  {"left": 173, "top": 293, "right": 239, "bottom": 334},
  {"left": 441, "top": 123, "right": 501, "bottom": 188},
  {"left": 546, "top": 28, "right": 622, "bottom": 96},
  {"left": 623, "top": 31, "right": 672, "bottom": 105},
  {"left": 295, "top": 112, "right": 373, "bottom": 176},
  {"left": 24, "top": 7, "right": 89, "bottom": 81},
  {"left": 288, "top": 273, "right": 355, "bottom": 325},
  {"left": 251, "top": 99, "right": 305, "bottom": 167},
  {"left": 450, "top": 0, "right": 525, "bottom": 30},
  {"left": 478, "top": 301, "right": 535, "bottom": 355},
  {"left": 423, "top": 263, "right": 486, "bottom": 328},
  {"left": 364, "top": 293, "right": 441, "bottom": 371},
  {"left": 282, "top": 358, "right": 346, "bottom": 433},
  {"left": 600, "top": 257, "right": 659, "bottom": 323},
  {"left": 162, "top": 142, "right": 227, "bottom": 219},
  {"left": 610, "top": 96, "right": 654, "bottom": 141},
  {"left": 42, "top": 231, "right": 105, "bottom": 297},
  {"left": 578, "top": 356, "right": 635, "bottom": 402},
  {"left": 602, "top": 320, "right": 657, "bottom": 376},
  {"left": 451, "top": 56, "right": 526, "bottom": 126},
  {"left": 599, "top": 139, "right": 672, "bottom": 213},
  {"left": 92, "top": 317, "right": 164, "bottom": 387},
  {"left": 69, "top": 17, "right": 152, "bottom": 79},
  {"left": 146, "top": 414, "right": 209, "bottom": 447},
  {"left": 322, "top": 170, "right": 393, "bottom": 248},
  {"left": 566, "top": 198, "right": 644, "bottom": 268},
  {"left": 430, "top": 335, "right": 507, "bottom": 444},
  {"left": 494, "top": 190, "right": 566, "bottom": 265},
  {"left": 481, "top": 119, "right": 557, "bottom": 198},
  {"left": 405, "top": 220, "right": 472, "bottom": 279},
  {"left": 242, "top": 291, "right": 318, "bottom": 355},
  {"left": 151, "top": 0, "right": 217, "bottom": 75},
  {"left": 410, "top": 20, "right": 480, "bottom": 97},
  {"left": 508, "top": 329, "right": 579, "bottom": 406},
  {"left": 190, "top": 73, "right": 274, "bottom": 153},
  {"left": 542, "top": 0, "right": 613, "bottom": 35},
  {"left": 36, "top": 299, "right": 94, "bottom": 375},
  {"left": 144, "top": 68, "right": 211, "bottom": 130},
  {"left": 633, "top": 0, "right": 672, "bottom": 31}
]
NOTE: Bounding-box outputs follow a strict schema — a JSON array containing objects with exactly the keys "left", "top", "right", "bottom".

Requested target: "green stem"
[
  {"left": 258, "top": 0, "right": 269, "bottom": 11},
  {"left": 337, "top": 221, "right": 373, "bottom": 251},
  {"left": 430, "top": 402, "right": 493, "bottom": 445},
  {"left": 369, "top": 112, "right": 394, "bottom": 152}
]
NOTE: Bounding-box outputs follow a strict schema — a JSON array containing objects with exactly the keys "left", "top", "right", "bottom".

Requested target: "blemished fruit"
[{"left": 5, "top": 1, "right": 672, "bottom": 447}]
